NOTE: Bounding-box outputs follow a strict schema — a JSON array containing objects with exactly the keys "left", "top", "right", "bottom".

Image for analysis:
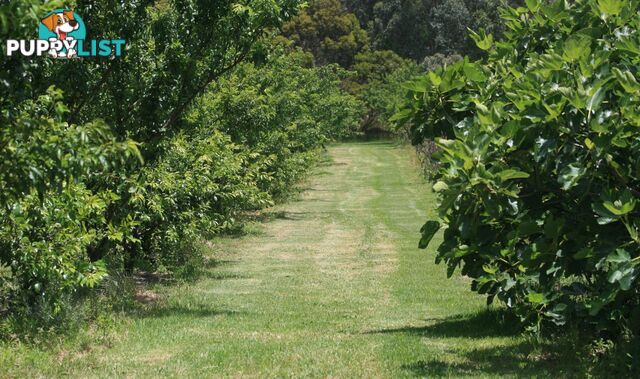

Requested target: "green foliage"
[
  {"left": 365, "top": 0, "right": 516, "bottom": 61},
  {"left": 348, "top": 50, "right": 422, "bottom": 131},
  {"left": 0, "top": 0, "right": 141, "bottom": 328},
  {"left": 282, "top": 0, "right": 369, "bottom": 67},
  {"left": 120, "top": 130, "right": 270, "bottom": 273},
  {"left": 395, "top": 0, "right": 640, "bottom": 337},
  {"left": 41, "top": 0, "right": 299, "bottom": 153},
  {"left": 0, "top": 87, "right": 139, "bottom": 324},
  {"left": 351, "top": 49, "right": 410, "bottom": 86},
  {"left": 117, "top": 50, "right": 363, "bottom": 275},
  {"left": 0, "top": 0, "right": 360, "bottom": 333},
  {"left": 190, "top": 51, "right": 364, "bottom": 197},
  {"left": 281, "top": 2, "right": 423, "bottom": 133},
  {"left": 0, "top": 0, "right": 65, "bottom": 103},
  {"left": 3, "top": 0, "right": 360, "bottom": 336}
]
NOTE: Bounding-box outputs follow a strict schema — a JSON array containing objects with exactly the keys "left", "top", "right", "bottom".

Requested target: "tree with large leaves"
[{"left": 395, "top": 0, "right": 640, "bottom": 339}]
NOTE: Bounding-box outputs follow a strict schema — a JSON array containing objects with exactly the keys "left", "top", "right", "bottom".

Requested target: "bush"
[
  {"left": 124, "top": 130, "right": 270, "bottom": 273},
  {"left": 0, "top": 0, "right": 361, "bottom": 340},
  {"left": 395, "top": 0, "right": 640, "bottom": 338},
  {"left": 190, "top": 51, "right": 365, "bottom": 198},
  {"left": 349, "top": 50, "right": 422, "bottom": 132},
  {"left": 0, "top": 88, "right": 139, "bottom": 326},
  {"left": 1, "top": 35, "right": 361, "bottom": 335},
  {"left": 2, "top": 0, "right": 336, "bottom": 334}
]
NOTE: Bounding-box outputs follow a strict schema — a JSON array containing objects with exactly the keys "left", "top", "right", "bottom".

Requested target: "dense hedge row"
[
  {"left": 0, "top": 0, "right": 362, "bottom": 333},
  {"left": 396, "top": 0, "right": 640, "bottom": 339}
]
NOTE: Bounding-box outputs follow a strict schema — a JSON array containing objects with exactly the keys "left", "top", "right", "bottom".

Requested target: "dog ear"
[
  {"left": 41, "top": 14, "right": 57, "bottom": 32},
  {"left": 63, "top": 10, "right": 75, "bottom": 21}
]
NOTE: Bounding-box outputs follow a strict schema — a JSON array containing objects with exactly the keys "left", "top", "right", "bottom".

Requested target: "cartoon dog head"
[{"left": 41, "top": 11, "right": 79, "bottom": 40}]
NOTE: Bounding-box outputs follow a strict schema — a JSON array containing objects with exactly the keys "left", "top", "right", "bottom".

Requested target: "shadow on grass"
[
  {"left": 203, "top": 259, "right": 239, "bottom": 269},
  {"left": 401, "top": 340, "right": 582, "bottom": 378},
  {"left": 303, "top": 188, "right": 334, "bottom": 192},
  {"left": 370, "top": 309, "right": 521, "bottom": 339},
  {"left": 339, "top": 133, "right": 398, "bottom": 143},
  {"left": 203, "top": 271, "right": 251, "bottom": 280},
  {"left": 133, "top": 303, "right": 243, "bottom": 319},
  {"left": 313, "top": 170, "right": 333, "bottom": 177},
  {"left": 250, "top": 210, "right": 311, "bottom": 222},
  {"left": 369, "top": 309, "right": 585, "bottom": 377}
]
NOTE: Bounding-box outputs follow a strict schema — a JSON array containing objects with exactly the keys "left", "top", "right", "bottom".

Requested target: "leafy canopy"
[{"left": 395, "top": 0, "right": 640, "bottom": 335}]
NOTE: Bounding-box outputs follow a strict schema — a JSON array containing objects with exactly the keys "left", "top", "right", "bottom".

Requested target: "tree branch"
[{"left": 160, "top": 44, "right": 253, "bottom": 133}]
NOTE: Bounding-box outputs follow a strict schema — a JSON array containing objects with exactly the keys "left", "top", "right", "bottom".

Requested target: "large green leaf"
[
  {"left": 463, "top": 62, "right": 487, "bottom": 83},
  {"left": 596, "top": 0, "right": 626, "bottom": 16},
  {"left": 612, "top": 68, "right": 640, "bottom": 93},
  {"left": 562, "top": 35, "right": 592, "bottom": 62},
  {"left": 602, "top": 190, "right": 636, "bottom": 216},
  {"left": 468, "top": 28, "right": 494, "bottom": 51},
  {"left": 496, "top": 169, "right": 530, "bottom": 182},
  {"left": 558, "top": 164, "right": 586, "bottom": 190},
  {"left": 418, "top": 221, "right": 441, "bottom": 249},
  {"left": 527, "top": 292, "right": 548, "bottom": 305}
]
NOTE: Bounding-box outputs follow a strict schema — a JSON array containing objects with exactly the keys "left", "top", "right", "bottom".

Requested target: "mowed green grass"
[{"left": 1, "top": 141, "right": 582, "bottom": 377}]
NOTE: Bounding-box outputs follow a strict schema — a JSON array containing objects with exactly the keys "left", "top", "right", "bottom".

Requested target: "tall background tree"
[{"left": 282, "top": 0, "right": 369, "bottom": 67}]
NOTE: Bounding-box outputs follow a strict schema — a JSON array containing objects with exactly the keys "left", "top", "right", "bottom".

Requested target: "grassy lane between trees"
[{"left": 1, "top": 142, "right": 583, "bottom": 377}]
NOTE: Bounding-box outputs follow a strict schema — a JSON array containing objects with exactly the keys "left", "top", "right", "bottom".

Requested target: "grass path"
[{"left": 3, "top": 141, "right": 577, "bottom": 377}]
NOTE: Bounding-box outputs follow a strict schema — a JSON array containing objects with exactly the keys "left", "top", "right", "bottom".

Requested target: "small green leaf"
[
  {"left": 497, "top": 169, "right": 530, "bottom": 182},
  {"left": 428, "top": 72, "right": 442, "bottom": 86},
  {"left": 602, "top": 190, "right": 636, "bottom": 216},
  {"left": 618, "top": 271, "right": 635, "bottom": 290},
  {"left": 608, "top": 270, "right": 623, "bottom": 283},
  {"left": 562, "top": 35, "right": 591, "bottom": 62},
  {"left": 463, "top": 62, "right": 487, "bottom": 83},
  {"left": 558, "top": 164, "right": 586, "bottom": 190},
  {"left": 432, "top": 181, "right": 449, "bottom": 192},
  {"left": 525, "top": 0, "right": 541, "bottom": 12},
  {"left": 592, "top": 202, "right": 620, "bottom": 222},
  {"left": 527, "top": 292, "right": 547, "bottom": 305},
  {"left": 468, "top": 28, "right": 494, "bottom": 51},
  {"left": 612, "top": 68, "right": 640, "bottom": 93},
  {"left": 603, "top": 200, "right": 635, "bottom": 215},
  {"left": 606, "top": 249, "right": 631, "bottom": 264},
  {"left": 401, "top": 77, "right": 429, "bottom": 93},
  {"left": 389, "top": 108, "right": 413, "bottom": 123},
  {"left": 596, "top": 0, "right": 625, "bottom": 16},
  {"left": 482, "top": 264, "right": 498, "bottom": 274},
  {"left": 584, "top": 138, "right": 595, "bottom": 150}
]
